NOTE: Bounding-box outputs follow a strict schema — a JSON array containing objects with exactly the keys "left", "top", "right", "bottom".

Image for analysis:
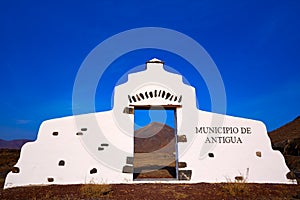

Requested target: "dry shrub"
[
  {"left": 222, "top": 181, "right": 249, "bottom": 197},
  {"left": 222, "top": 169, "right": 250, "bottom": 197},
  {"left": 222, "top": 175, "right": 250, "bottom": 197},
  {"left": 80, "top": 184, "right": 112, "bottom": 198}
]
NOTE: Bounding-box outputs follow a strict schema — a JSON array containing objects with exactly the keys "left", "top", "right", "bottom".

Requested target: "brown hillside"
[
  {"left": 134, "top": 122, "right": 175, "bottom": 153},
  {"left": 269, "top": 116, "right": 300, "bottom": 176},
  {"left": 269, "top": 116, "right": 300, "bottom": 144},
  {"left": 0, "top": 149, "right": 20, "bottom": 188}
]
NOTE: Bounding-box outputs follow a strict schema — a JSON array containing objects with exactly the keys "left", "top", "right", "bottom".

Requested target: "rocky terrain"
[{"left": 269, "top": 116, "right": 300, "bottom": 178}]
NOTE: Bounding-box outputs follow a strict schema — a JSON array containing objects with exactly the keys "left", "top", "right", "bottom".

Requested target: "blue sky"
[
  {"left": 134, "top": 110, "right": 175, "bottom": 130},
  {"left": 0, "top": 0, "right": 299, "bottom": 140}
]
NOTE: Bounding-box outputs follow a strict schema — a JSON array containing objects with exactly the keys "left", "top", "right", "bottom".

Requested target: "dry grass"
[
  {"left": 80, "top": 184, "right": 113, "bottom": 198},
  {"left": 1, "top": 183, "right": 300, "bottom": 200},
  {"left": 222, "top": 173, "right": 250, "bottom": 197},
  {"left": 222, "top": 181, "right": 249, "bottom": 197}
]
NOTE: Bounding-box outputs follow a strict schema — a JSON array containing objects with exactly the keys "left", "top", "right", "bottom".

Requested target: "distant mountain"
[
  {"left": 134, "top": 122, "right": 176, "bottom": 179},
  {"left": 134, "top": 122, "right": 175, "bottom": 153},
  {"left": 0, "top": 139, "right": 32, "bottom": 149}
]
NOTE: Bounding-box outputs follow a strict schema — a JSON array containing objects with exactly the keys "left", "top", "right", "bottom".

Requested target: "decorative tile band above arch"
[{"left": 128, "top": 89, "right": 182, "bottom": 104}]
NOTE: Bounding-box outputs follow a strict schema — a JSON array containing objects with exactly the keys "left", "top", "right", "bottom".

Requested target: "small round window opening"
[
  {"left": 90, "top": 168, "right": 97, "bottom": 174},
  {"left": 58, "top": 160, "right": 65, "bottom": 166},
  {"left": 52, "top": 131, "right": 59, "bottom": 136},
  {"left": 47, "top": 177, "right": 54, "bottom": 182},
  {"left": 76, "top": 132, "right": 83, "bottom": 136},
  {"left": 256, "top": 151, "right": 262, "bottom": 157}
]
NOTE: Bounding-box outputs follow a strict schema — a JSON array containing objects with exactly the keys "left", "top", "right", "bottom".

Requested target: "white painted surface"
[{"left": 4, "top": 59, "right": 294, "bottom": 188}]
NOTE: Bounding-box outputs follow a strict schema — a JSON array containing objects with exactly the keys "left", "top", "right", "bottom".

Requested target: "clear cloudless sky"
[
  {"left": 0, "top": 0, "right": 299, "bottom": 140},
  {"left": 134, "top": 110, "right": 175, "bottom": 131}
]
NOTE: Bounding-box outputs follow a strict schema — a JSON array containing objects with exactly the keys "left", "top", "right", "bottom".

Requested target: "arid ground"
[{"left": 1, "top": 182, "right": 300, "bottom": 200}]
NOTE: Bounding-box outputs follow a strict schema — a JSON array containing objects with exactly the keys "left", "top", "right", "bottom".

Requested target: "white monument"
[{"left": 4, "top": 59, "right": 294, "bottom": 188}]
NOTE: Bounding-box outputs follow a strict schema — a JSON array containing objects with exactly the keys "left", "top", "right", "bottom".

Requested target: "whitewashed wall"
[{"left": 4, "top": 59, "right": 293, "bottom": 188}]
